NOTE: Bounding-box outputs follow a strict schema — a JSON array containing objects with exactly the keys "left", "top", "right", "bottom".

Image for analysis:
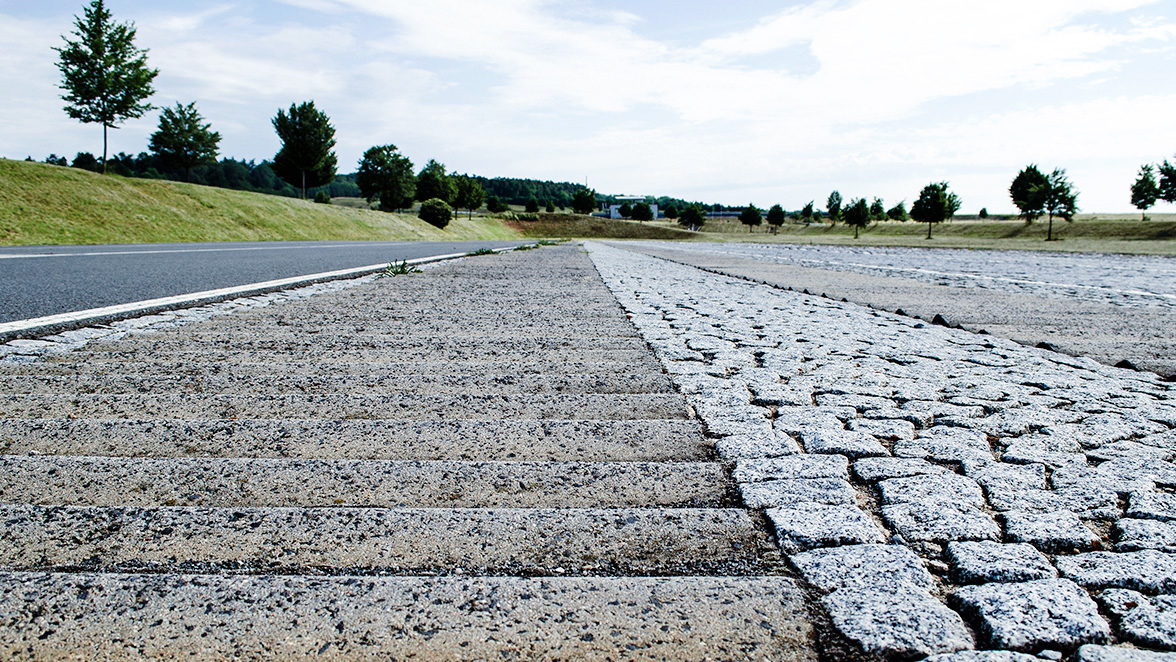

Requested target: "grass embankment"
[
  {"left": 693, "top": 215, "right": 1176, "bottom": 255},
  {"left": 0, "top": 159, "right": 517, "bottom": 245}
]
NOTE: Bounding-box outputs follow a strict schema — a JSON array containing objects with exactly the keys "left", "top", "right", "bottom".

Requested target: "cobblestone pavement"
[
  {"left": 588, "top": 241, "right": 1176, "bottom": 661},
  {"left": 623, "top": 242, "right": 1176, "bottom": 309}
]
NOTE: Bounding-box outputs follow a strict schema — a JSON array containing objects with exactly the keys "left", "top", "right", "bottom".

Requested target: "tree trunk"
[
  {"left": 854, "top": 225, "right": 859, "bottom": 239},
  {"left": 102, "top": 124, "right": 108, "bottom": 174},
  {"left": 1047, "top": 212, "right": 1054, "bottom": 241},
  {"left": 926, "top": 222, "right": 932, "bottom": 240},
  {"left": 301, "top": 170, "right": 306, "bottom": 199}
]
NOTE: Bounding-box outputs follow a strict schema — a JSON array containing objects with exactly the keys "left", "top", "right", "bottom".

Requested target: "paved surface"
[
  {"left": 0, "top": 240, "right": 530, "bottom": 323},
  {"left": 588, "top": 241, "right": 1176, "bottom": 660},
  {"left": 618, "top": 241, "right": 1176, "bottom": 379},
  {"left": 4, "top": 241, "right": 1176, "bottom": 659},
  {"left": 0, "top": 245, "right": 817, "bottom": 660}
]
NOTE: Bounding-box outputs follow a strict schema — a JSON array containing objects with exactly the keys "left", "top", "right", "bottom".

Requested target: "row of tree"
[{"left": 1130, "top": 161, "right": 1176, "bottom": 219}]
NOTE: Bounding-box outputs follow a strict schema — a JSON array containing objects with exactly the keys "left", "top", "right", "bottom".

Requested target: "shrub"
[
  {"left": 313, "top": 191, "right": 331, "bottom": 204},
  {"left": 418, "top": 198, "right": 453, "bottom": 229}
]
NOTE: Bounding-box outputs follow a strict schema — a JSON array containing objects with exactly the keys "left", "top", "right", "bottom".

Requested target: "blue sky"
[{"left": 3, "top": 0, "right": 1176, "bottom": 212}]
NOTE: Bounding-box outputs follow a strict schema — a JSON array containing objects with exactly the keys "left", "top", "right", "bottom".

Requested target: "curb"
[{"left": 0, "top": 245, "right": 526, "bottom": 343}]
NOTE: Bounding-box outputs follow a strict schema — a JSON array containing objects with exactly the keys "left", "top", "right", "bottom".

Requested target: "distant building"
[{"left": 606, "top": 195, "right": 659, "bottom": 220}]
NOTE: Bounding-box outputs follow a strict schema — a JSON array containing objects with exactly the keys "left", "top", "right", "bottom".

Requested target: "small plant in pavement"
[
  {"left": 377, "top": 260, "right": 421, "bottom": 277},
  {"left": 466, "top": 248, "right": 496, "bottom": 256}
]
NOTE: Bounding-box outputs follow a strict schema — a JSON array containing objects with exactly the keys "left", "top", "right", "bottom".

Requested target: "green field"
[{"left": 5, "top": 158, "right": 1176, "bottom": 254}]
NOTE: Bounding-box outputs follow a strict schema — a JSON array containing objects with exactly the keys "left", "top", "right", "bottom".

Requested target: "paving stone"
[
  {"left": 734, "top": 455, "right": 849, "bottom": 483},
  {"left": 1098, "top": 589, "right": 1176, "bottom": 651},
  {"left": 974, "top": 408, "right": 1085, "bottom": 437},
  {"left": 963, "top": 457, "right": 1038, "bottom": 483},
  {"left": 814, "top": 393, "right": 897, "bottom": 412},
  {"left": 946, "top": 541, "right": 1058, "bottom": 583},
  {"left": 1002, "top": 434, "right": 1090, "bottom": 469},
  {"left": 714, "top": 431, "right": 802, "bottom": 460},
  {"left": 739, "top": 478, "right": 858, "bottom": 509},
  {"left": 1002, "top": 510, "right": 1101, "bottom": 553},
  {"left": 1052, "top": 465, "right": 1155, "bottom": 496},
  {"left": 853, "top": 456, "right": 948, "bottom": 482},
  {"left": 949, "top": 579, "right": 1110, "bottom": 652},
  {"left": 1088, "top": 441, "right": 1175, "bottom": 463},
  {"left": 1057, "top": 550, "right": 1176, "bottom": 593},
  {"left": 767, "top": 502, "right": 886, "bottom": 553},
  {"left": 895, "top": 427, "right": 994, "bottom": 463},
  {"left": 924, "top": 652, "right": 1042, "bottom": 662},
  {"left": 797, "top": 428, "right": 889, "bottom": 458},
  {"left": 1046, "top": 413, "right": 1168, "bottom": 450},
  {"left": 1098, "top": 459, "right": 1176, "bottom": 489},
  {"left": 1116, "top": 519, "right": 1176, "bottom": 553},
  {"left": 823, "top": 582, "right": 974, "bottom": 659},
  {"left": 790, "top": 544, "right": 933, "bottom": 592},
  {"left": 773, "top": 408, "right": 855, "bottom": 437},
  {"left": 985, "top": 485, "right": 1122, "bottom": 520},
  {"left": 882, "top": 502, "right": 1001, "bottom": 543},
  {"left": 1137, "top": 430, "right": 1176, "bottom": 452},
  {"left": 1129, "top": 491, "right": 1176, "bottom": 522},
  {"left": 1077, "top": 644, "right": 1176, "bottom": 661},
  {"left": 847, "top": 417, "right": 916, "bottom": 441},
  {"left": 878, "top": 472, "right": 987, "bottom": 509}
]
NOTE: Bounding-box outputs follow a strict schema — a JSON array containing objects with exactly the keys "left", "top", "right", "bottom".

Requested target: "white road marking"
[{"left": 0, "top": 242, "right": 410, "bottom": 260}]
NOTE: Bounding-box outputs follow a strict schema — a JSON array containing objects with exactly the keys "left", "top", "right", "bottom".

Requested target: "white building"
[{"left": 607, "top": 195, "right": 659, "bottom": 220}]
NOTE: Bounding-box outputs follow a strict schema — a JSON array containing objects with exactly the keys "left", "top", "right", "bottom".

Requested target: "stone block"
[
  {"left": 767, "top": 502, "right": 886, "bottom": 554},
  {"left": 1098, "top": 589, "right": 1176, "bottom": 651},
  {"left": 798, "top": 428, "right": 888, "bottom": 458},
  {"left": 950, "top": 579, "right": 1110, "bottom": 652},
  {"left": 882, "top": 502, "right": 1000, "bottom": 543},
  {"left": 740, "top": 478, "right": 858, "bottom": 509},
  {"left": 1003, "top": 510, "right": 1101, "bottom": 553},
  {"left": 790, "top": 544, "right": 933, "bottom": 593},
  {"left": 853, "top": 457, "right": 948, "bottom": 482},
  {"left": 824, "top": 583, "right": 974, "bottom": 659},
  {"left": 946, "top": 541, "right": 1058, "bottom": 583},
  {"left": 1116, "top": 519, "right": 1176, "bottom": 553},
  {"left": 1057, "top": 550, "right": 1176, "bottom": 593},
  {"left": 878, "top": 473, "right": 987, "bottom": 509},
  {"left": 734, "top": 455, "right": 848, "bottom": 483}
]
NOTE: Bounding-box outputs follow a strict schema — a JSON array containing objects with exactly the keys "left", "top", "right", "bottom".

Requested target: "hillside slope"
[{"left": 0, "top": 159, "right": 519, "bottom": 245}]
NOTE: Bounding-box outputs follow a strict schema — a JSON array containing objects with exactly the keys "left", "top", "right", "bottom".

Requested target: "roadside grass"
[
  {"left": 688, "top": 215, "right": 1176, "bottom": 255},
  {"left": 0, "top": 159, "right": 518, "bottom": 245},
  {"left": 504, "top": 213, "right": 698, "bottom": 240}
]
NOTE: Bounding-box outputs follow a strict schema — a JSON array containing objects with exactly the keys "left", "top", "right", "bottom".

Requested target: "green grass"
[
  {"left": 505, "top": 213, "right": 698, "bottom": 240},
  {"left": 0, "top": 159, "right": 518, "bottom": 245},
  {"left": 680, "top": 214, "right": 1176, "bottom": 255}
]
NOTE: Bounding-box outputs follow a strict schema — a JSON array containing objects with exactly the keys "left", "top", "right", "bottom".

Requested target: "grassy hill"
[{"left": 0, "top": 159, "right": 518, "bottom": 245}]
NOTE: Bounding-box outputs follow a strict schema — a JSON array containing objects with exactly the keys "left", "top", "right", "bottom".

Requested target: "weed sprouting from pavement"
[
  {"left": 466, "top": 248, "right": 497, "bottom": 256},
  {"left": 378, "top": 260, "right": 422, "bottom": 277}
]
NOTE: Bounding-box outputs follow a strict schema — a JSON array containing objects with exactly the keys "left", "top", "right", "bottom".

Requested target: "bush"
[
  {"left": 418, "top": 198, "right": 453, "bottom": 229},
  {"left": 313, "top": 191, "right": 331, "bottom": 204},
  {"left": 525, "top": 197, "right": 540, "bottom": 213}
]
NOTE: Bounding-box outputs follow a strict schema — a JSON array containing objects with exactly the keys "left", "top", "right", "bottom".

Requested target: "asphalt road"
[{"left": 0, "top": 240, "right": 531, "bottom": 323}]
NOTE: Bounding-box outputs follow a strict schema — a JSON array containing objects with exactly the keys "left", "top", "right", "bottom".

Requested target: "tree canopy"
[
  {"left": 842, "top": 197, "right": 870, "bottom": 238},
  {"left": 453, "top": 176, "right": 486, "bottom": 218},
  {"left": 55, "top": 0, "right": 158, "bottom": 173},
  {"left": 572, "top": 188, "right": 596, "bottom": 214},
  {"left": 1158, "top": 159, "right": 1176, "bottom": 205},
  {"left": 910, "top": 182, "right": 955, "bottom": 239},
  {"left": 148, "top": 101, "right": 220, "bottom": 181},
  {"left": 766, "top": 204, "right": 786, "bottom": 230},
  {"left": 272, "top": 101, "right": 337, "bottom": 199},
  {"left": 678, "top": 204, "right": 705, "bottom": 230},
  {"left": 1131, "top": 164, "right": 1160, "bottom": 220},
  {"left": 356, "top": 144, "right": 415, "bottom": 212},
  {"left": 826, "top": 191, "right": 842, "bottom": 225},
  {"left": 800, "top": 201, "right": 815, "bottom": 222},
  {"left": 631, "top": 202, "right": 654, "bottom": 221},
  {"left": 418, "top": 198, "right": 453, "bottom": 229},
  {"left": 886, "top": 201, "right": 908, "bottom": 221},
  {"left": 1010, "top": 164, "right": 1049, "bottom": 223},
  {"left": 1039, "top": 168, "right": 1078, "bottom": 242},
  {"left": 416, "top": 159, "right": 455, "bottom": 203},
  {"left": 739, "top": 203, "right": 762, "bottom": 231}
]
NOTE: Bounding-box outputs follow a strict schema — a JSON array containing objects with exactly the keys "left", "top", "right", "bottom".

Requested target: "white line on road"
[{"left": 0, "top": 251, "right": 474, "bottom": 338}]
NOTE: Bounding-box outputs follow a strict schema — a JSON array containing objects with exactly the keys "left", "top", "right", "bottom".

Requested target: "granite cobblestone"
[{"left": 588, "top": 242, "right": 1176, "bottom": 660}]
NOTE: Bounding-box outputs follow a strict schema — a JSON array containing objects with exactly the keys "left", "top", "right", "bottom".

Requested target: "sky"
[{"left": 2, "top": 0, "right": 1176, "bottom": 213}]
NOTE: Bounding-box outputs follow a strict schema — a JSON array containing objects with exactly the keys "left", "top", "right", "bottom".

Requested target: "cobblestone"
[{"left": 587, "top": 242, "right": 1176, "bottom": 659}]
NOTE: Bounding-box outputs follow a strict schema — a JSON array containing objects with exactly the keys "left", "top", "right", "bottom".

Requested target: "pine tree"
[
  {"left": 272, "top": 101, "right": 337, "bottom": 199},
  {"left": 149, "top": 102, "right": 221, "bottom": 182}
]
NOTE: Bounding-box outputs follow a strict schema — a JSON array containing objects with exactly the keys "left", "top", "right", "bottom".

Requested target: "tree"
[
  {"left": 1159, "top": 160, "right": 1176, "bottom": 205},
  {"left": 826, "top": 191, "right": 842, "bottom": 225},
  {"left": 869, "top": 197, "right": 886, "bottom": 221},
  {"left": 55, "top": 0, "right": 159, "bottom": 174},
  {"left": 886, "top": 201, "right": 908, "bottom": 221},
  {"left": 663, "top": 204, "right": 679, "bottom": 220},
  {"left": 978, "top": 207, "right": 989, "bottom": 219},
  {"left": 631, "top": 202, "right": 654, "bottom": 221},
  {"left": 739, "top": 203, "right": 762, "bottom": 232},
  {"left": 416, "top": 159, "right": 454, "bottom": 203},
  {"left": 1132, "top": 164, "right": 1160, "bottom": 220},
  {"left": 272, "top": 101, "right": 337, "bottom": 199},
  {"left": 148, "top": 102, "right": 220, "bottom": 181},
  {"left": 526, "top": 197, "right": 541, "bottom": 213},
  {"left": 843, "top": 197, "right": 870, "bottom": 239},
  {"left": 418, "top": 198, "right": 453, "bottom": 229},
  {"left": 800, "top": 201, "right": 815, "bottom": 222},
  {"left": 678, "top": 204, "right": 705, "bottom": 230},
  {"left": 485, "top": 194, "right": 508, "bottom": 213},
  {"left": 453, "top": 176, "right": 486, "bottom": 219},
  {"left": 618, "top": 202, "right": 633, "bottom": 218},
  {"left": 572, "top": 188, "right": 596, "bottom": 214},
  {"left": 1039, "top": 168, "right": 1078, "bottom": 242},
  {"left": 545, "top": 200, "right": 555, "bottom": 213},
  {"left": 766, "top": 204, "right": 786, "bottom": 232},
  {"left": 910, "top": 182, "right": 954, "bottom": 239},
  {"left": 356, "top": 144, "right": 415, "bottom": 212},
  {"left": 1010, "top": 164, "right": 1049, "bottom": 223}
]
